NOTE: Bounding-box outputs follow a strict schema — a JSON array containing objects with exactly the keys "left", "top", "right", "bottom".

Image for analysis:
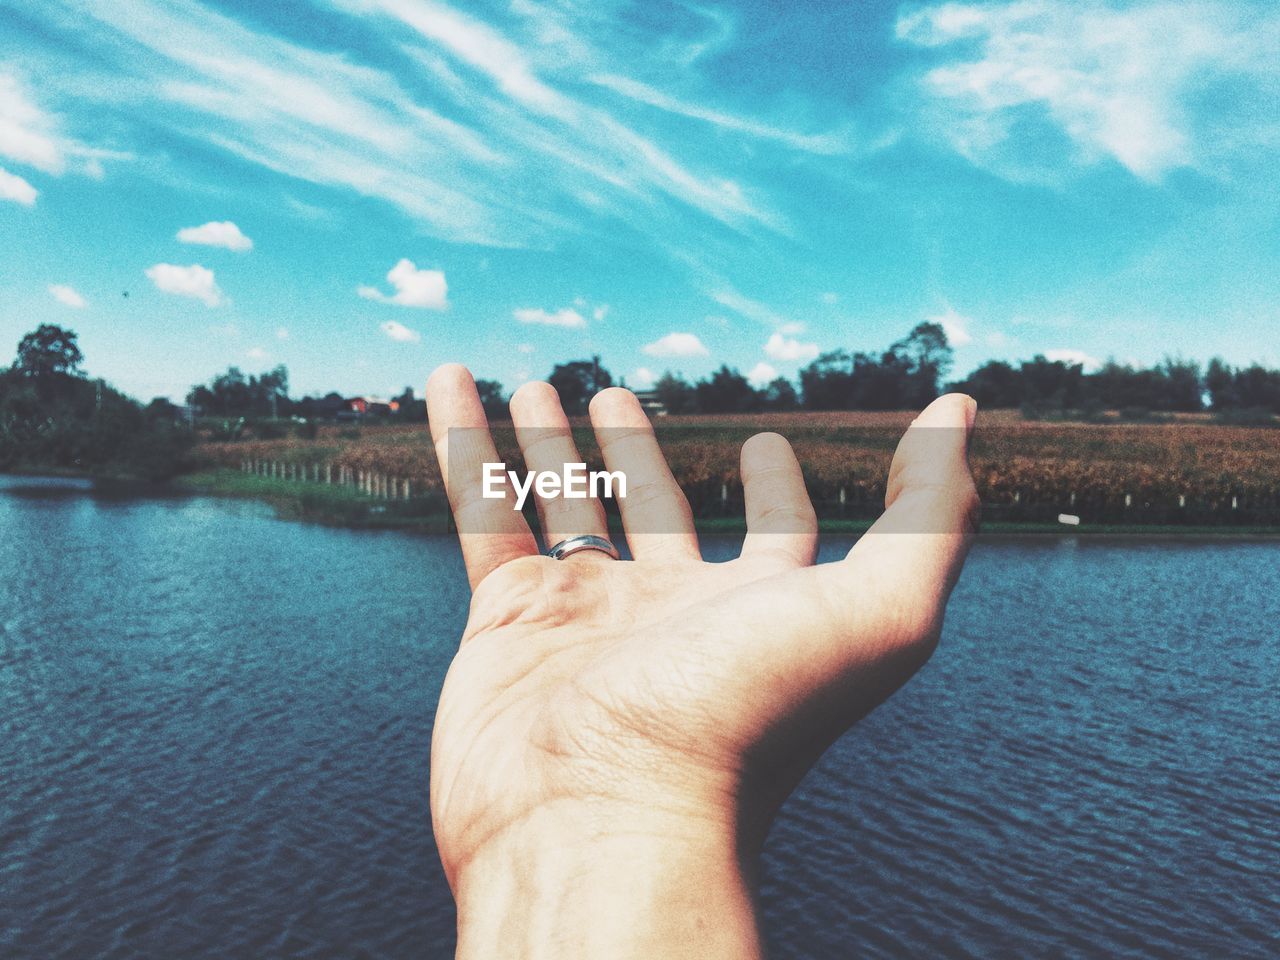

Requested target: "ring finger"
[{"left": 509, "top": 381, "right": 612, "bottom": 558}]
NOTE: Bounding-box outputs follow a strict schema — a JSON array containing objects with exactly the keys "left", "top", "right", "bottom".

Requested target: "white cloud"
[
  {"left": 246, "top": 346, "right": 268, "bottom": 360},
  {"left": 276, "top": 326, "right": 289, "bottom": 340},
  {"left": 592, "top": 304, "right": 609, "bottom": 322},
  {"left": 0, "top": 166, "right": 37, "bottom": 205},
  {"left": 1045, "top": 348, "right": 1101, "bottom": 372},
  {"left": 177, "top": 220, "right": 253, "bottom": 252},
  {"left": 516, "top": 343, "right": 535, "bottom": 354},
  {"left": 514, "top": 306, "right": 586, "bottom": 328},
  {"left": 747, "top": 361, "right": 778, "bottom": 386},
  {"left": 632, "top": 367, "right": 657, "bottom": 389},
  {"left": 359, "top": 258, "right": 448, "bottom": 309},
  {"left": 820, "top": 292, "right": 840, "bottom": 305},
  {"left": 145, "top": 263, "right": 226, "bottom": 307},
  {"left": 380, "top": 320, "right": 421, "bottom": 342},
  {"left": 896, "top": 1, "right": 1275, "bottom": 181},
  {"left": 928, "top": 305, "right": 973, "bottom": 346},
  {"left": 48, "top": 284, "right": 86, "bottom": 308},
  {"left": 764, "top": 332, "right": 819, "bottom": 363},
  {"left": 643, "top": 332, "right": 709, "bottom": 358}
]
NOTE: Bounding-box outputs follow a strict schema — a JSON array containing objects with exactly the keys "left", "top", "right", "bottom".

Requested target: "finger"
[
  {"left": 817, "top": 392, "right": 979, "bottom": 640},
  {"left": 697, "top": 395, "right": 978, "bottom": 759},
  {"left": 588, "top": 387, "right": 699, "bottom": 561},
  {"left": 739, "top": 433, "right": 817, "bottom": 567},
  {"left": 509, "top": 381, "right": 611, "bottom": 558},
  {"left": 426, "top": 364, "right": 538, "bottom": 589}
]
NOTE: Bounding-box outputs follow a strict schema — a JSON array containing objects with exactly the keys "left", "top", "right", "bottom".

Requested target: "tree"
[
  {"left": 653, "top": 372, "right": 696, "bottom": 415},
  {"left": 694, "top": 366, "right": 758, "bottom": 414},
  {"left": 888, "top": 321, "right": 952, "bottom": 407},
  {"left": 761, "top": 377, "right": 799, "bottom": 411},
  {"left": 15, "top": 324, "right": 84, "bottom": 391},
  {"left": 475, "top": 379, "right": 508, "bottom": 420},
  {"left": 800, "top": 350, "right": 855, "bottom": 409},
  {"left": 548, "top": 356, "right": 612, "bottom": 415},
  {"left": 951, "top": 360, "right": 1022, "bottom": 408}
]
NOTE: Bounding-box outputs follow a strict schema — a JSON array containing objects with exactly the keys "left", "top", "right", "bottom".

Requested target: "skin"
[{"left": 425, "top": 364, "right": 980, "bottom": 959}]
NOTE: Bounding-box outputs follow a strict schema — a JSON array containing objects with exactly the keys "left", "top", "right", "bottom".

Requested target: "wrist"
[{"left": 450, "top": 801, "right": 762, "bottom": 960}]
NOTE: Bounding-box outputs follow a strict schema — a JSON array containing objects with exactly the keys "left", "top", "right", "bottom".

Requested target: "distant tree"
[
  {"left": 653, "top": 371, "right": 696, "bottom": 415},
  {"left": 800, "top": 350, "right": 855, "bottom": 409},
  {"left": 548, "top": 356, "right": 612, "bottom": 415},
  {"left": 951, "top": 360, "right": 1022, "bottom": 408},
  {"left": 1233, "top": 364, "right": 1280, "bottom": 412},
  {"left": 891, "top": 321, "right": 953, "bottom": 406},
  {"left": 761, "top": 377, "right": 799, "bottom": 411},
  {"left": 474, "top": 379, "right": 508, "bottom": 420},
  {"left": 694, "top": 366, "right": 758, "bottom": 414},
  {"left": 1157, "top": 358, "right": 1203, "bottom": 412},
  {"left": 187, "top": 364, "right": 290, "bottom": 418},
  {"left": 1020, "top": 355, "right": 1084, "bottom": 410},
  {"left": 145, "top": 397, "right": 181, "bottom": 421},
  {"left": 15, "top": 324, "right": 84, "bottom": 380},
  {"left": 1205, "top": 358, "right": 1236, "bottom": 410},
  {"left": 395, "top": 385, "right": 426, "bottom": 421}
]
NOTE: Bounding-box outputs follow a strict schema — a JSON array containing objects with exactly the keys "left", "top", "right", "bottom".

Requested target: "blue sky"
[{"left": 1, "top": 0, "right": 1277, "bottom": 402}]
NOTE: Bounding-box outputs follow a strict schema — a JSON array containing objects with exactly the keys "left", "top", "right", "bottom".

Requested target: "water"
[{"left": 1, "top": 477, "right": 1276, "bottom": 958}]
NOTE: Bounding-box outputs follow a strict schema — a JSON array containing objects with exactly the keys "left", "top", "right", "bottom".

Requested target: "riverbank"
[{"left": 173, "top": 469, "right": 1280, "bottom": 539}]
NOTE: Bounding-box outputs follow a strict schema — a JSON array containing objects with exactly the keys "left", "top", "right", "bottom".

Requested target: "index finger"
[{"left": 426, "top": 364, "right": 538, "bottom": 589}]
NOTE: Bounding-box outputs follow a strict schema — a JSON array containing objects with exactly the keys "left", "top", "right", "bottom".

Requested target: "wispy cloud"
[
  {"left": 178, "top": 220, "right": 253, "bottom": 252},
  {"left": 0, "top": 66, "right": 129, "bottom": 184},
  {"left": 589, "top": 73, "right": 849, "bottom": 155},
  {"left": 710, "top": 287, "right": 796, "bottom": 330},
  {"left": 15, "top": 0, "right": 801, "bottom": 248},
  {"left": 145, "top": 263, "right": 226, "bottom": 307},
  {"left": 896, "top": 1, "right": 1280, "bottom": 182},
  {"left": 358, "top": 259, "right": 448, "bottom": 309}
]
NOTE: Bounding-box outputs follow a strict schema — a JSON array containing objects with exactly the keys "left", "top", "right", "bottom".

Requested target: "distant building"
[
  {"left": 633, "top": 389, "right": 667, "bottom": 417},
  {"left": 343, "top": 396, "right": 400, "bottom": 420}
]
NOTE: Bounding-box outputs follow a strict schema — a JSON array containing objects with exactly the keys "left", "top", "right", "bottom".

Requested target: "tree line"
[
  {"left": 184, "top": 319, "right": 1280, "bottom": 425},
  {"left": 0, "top": 325, "right": 192, "bottom": 480}
]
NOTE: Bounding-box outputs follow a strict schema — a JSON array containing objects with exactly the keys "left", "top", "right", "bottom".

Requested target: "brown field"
[{"left": 195, "top": 410, "right": 1280, "bottom": 525}]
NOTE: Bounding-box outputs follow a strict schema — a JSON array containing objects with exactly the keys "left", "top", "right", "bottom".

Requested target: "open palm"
[{"left": 425, "top": 365, "right": 978, "bottom": 958}]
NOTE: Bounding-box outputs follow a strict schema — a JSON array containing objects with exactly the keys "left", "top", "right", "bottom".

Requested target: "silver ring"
[{"left": 547, "top": 534, "right": 620, "bottom": 561}]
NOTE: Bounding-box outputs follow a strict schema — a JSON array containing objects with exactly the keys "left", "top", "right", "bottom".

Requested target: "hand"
[{"left": 425, "top": 365, "right": 979, "bottom": 959}]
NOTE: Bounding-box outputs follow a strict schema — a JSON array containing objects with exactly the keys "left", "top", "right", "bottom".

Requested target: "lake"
[{"left": 1, "top": 477, "right": 1276, "bottom": 958}]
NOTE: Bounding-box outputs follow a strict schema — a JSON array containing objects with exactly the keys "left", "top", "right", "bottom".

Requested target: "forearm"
[{"left": 451, "top": 809, "right": 762, "bottom": 960}]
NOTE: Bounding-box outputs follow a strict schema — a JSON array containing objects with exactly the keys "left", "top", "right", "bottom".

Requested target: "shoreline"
[
  {"left": 5, "top": 468, "right": 1279, "bottom": 539},
  {"left": 168, "top": 470, "right": 1280, "bottom": 540}
]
